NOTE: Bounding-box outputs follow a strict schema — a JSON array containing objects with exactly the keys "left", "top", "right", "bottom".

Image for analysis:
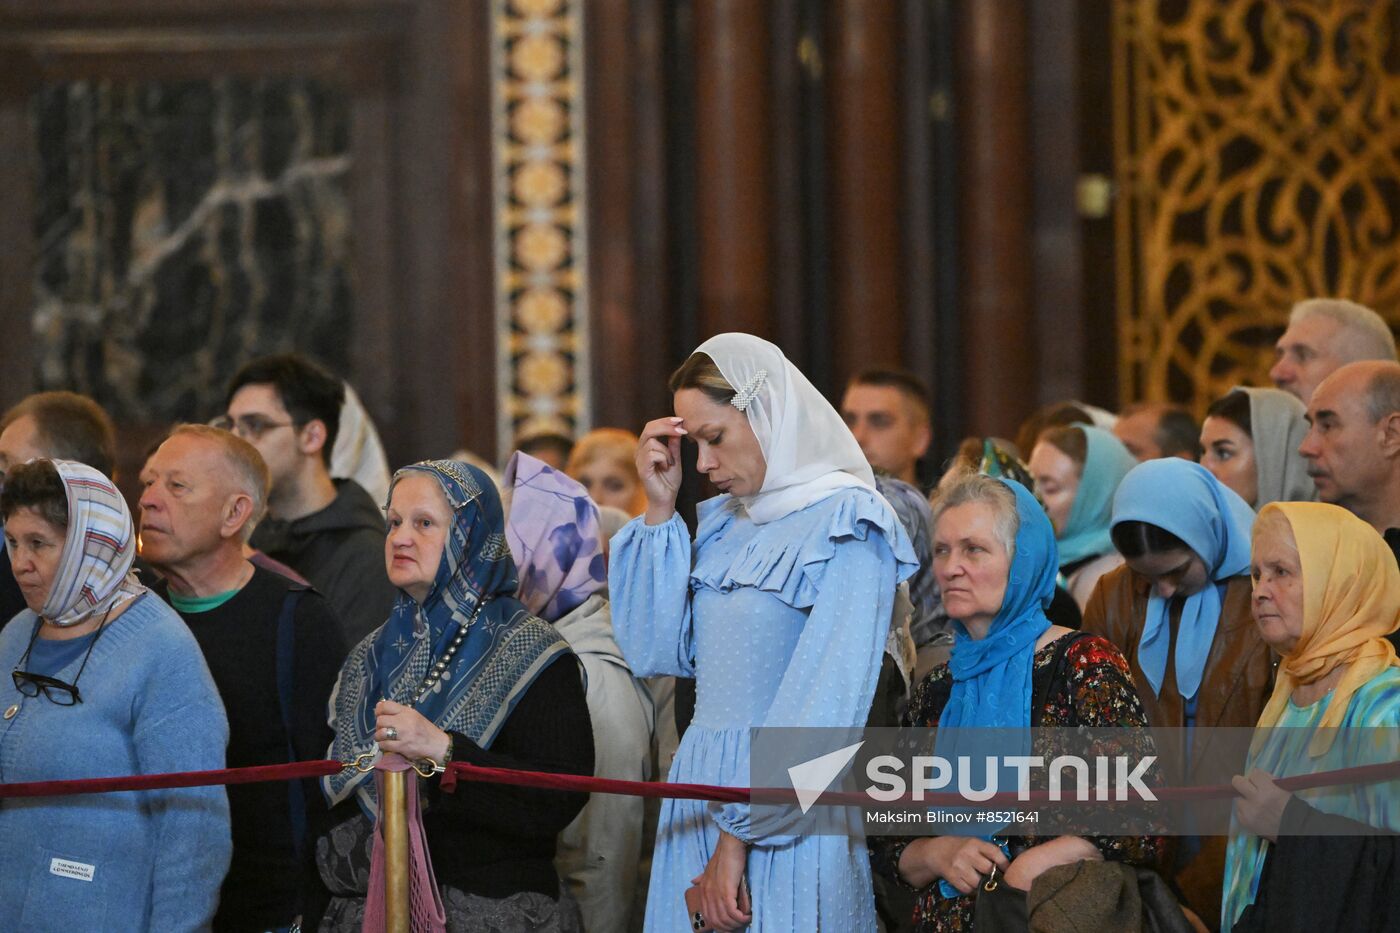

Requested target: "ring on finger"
[{"left": 384, "top": 725, "right": 399, "bottom": 741}]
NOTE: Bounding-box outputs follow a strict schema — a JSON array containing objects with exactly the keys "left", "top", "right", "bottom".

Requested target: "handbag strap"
[{"left": 275, "top": 587, "right": 308, "bottom": 866}]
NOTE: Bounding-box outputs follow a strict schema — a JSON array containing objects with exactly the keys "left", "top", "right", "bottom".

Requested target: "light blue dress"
[{"left": 611, "top": 486, "right": 912, "bottom": 931}]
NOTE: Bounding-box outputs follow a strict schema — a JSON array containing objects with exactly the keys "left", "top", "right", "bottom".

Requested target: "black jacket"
[{"left": 252, "top": 478, "right": 396, "bottom": 648}]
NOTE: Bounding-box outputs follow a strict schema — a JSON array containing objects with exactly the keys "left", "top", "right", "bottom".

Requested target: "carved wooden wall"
[{"left": 1114, "top": 0, "right": 1400, "bottom": 411}]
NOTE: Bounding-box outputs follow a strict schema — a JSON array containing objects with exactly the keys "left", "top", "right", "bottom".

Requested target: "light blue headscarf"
[
  {"left": 1111, "top": 459, "right": 1255, "bottom": 699},
  {"left": 940, "top": 479, "right": 1057, "bottom": 731},
  {"left": 1053, "top": 425, "right": 1137, "bottom": 567}
]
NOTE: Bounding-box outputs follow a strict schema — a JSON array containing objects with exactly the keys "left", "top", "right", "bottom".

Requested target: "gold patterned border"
[
  {"left": 1113, "top": 0, "right": 1400, "bottom": 412},
  {"left": 492, "top": 0, "right": 591, "bottom": 455}
]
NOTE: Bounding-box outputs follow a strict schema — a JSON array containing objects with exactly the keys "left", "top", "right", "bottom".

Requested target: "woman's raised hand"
[{"left": 637, "top": 417, "right": 686, "bottom": 524}]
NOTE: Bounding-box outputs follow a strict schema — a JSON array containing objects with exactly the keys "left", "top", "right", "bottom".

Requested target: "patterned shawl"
[
  {"left": 323, "top": 459, "right": 569, "bottom": 814},
  {"left": 502, "top": 451, "right": 607, "bottom": 622}
]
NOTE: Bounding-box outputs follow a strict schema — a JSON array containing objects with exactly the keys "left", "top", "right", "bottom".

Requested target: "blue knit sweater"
[{"left": 0, "top": 592, "right": 232, "bottom": 931}]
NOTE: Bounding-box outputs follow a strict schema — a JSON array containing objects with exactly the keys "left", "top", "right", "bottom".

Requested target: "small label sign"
[{"left": 50, "top": 858, "right": 95, "bottom": 882}]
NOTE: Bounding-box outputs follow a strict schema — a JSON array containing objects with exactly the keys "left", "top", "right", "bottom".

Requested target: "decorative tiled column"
[{"left": 491, "top": 0, "right": 591, "bottom": 456}]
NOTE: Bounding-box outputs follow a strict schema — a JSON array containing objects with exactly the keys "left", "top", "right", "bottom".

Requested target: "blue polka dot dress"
[{"left": 611, "top": 486, "right": 915, "bottom": 931}]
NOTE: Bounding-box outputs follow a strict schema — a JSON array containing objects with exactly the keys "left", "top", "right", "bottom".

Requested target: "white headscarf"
[
  {"left": 1075, "top": 400, "right": 1119, "bottom": 430},
  {"left": 331, "top": 382, "right": 392, "bottom": 505},
  {"left": 693, "top": 333, "right": 875, "bottom": 524}
]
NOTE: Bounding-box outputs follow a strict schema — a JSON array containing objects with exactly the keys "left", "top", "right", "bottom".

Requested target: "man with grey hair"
[
  {"left": 1271, "top": 298, "right": 1397, "bottom": 404},
  {"left": 138, "top": 424, "right": 346, "bottom": 932}
]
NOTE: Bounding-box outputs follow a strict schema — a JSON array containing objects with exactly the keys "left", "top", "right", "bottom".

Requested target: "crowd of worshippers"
[{"left": 0, "top": 297, "right": 1397, "bottom": 933}]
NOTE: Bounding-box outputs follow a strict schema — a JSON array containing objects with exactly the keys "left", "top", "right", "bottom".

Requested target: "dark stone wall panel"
[{"left": 30, "top": 76, "right": 353, "bottom": 424}]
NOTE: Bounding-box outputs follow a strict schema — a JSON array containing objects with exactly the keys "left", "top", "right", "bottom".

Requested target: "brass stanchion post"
[{"left": 381, "top": 767, "right": 411, "bottom": 933}]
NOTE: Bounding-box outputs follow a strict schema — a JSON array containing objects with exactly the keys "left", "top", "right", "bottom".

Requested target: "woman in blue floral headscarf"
[{"left": 313, "top": 460, "right": 595, "bottom": 932}]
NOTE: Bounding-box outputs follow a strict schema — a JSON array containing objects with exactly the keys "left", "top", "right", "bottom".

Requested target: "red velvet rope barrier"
[
  {"left": 440, "top": 759, "right": 1400, "bottom": 808},
  {"left": 2, "top": 757, "right": 1399, "bottom": 806},
  {"left": 0, "top": 760, "right": 342, "bottom": 799}
]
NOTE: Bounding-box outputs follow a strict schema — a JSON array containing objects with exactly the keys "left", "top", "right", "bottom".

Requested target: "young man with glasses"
[{"left": 221, "top": 354, "right": 396, "bottom": 647}]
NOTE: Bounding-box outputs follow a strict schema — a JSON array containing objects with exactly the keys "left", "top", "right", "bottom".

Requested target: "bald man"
[
  {"left": 1299, "top": 361, "right": 1400, "bottom": 535},
  {"left": 1298, "top": 361, "right": 1400, "bottom": 650}
]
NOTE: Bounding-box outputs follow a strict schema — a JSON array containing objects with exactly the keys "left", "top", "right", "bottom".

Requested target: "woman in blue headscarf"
[
  {"left": 871, "top": 474, "right": 1157, "bottom": 930},
  {"left": 1081, "top": 458, "right": 1275, "bottom": 925},
  {"left": 1029, "top": 424, "right": 1138, "bottom": 611},
  {"left": 313, "top": 460, "right": 595, "bottom": 932}
]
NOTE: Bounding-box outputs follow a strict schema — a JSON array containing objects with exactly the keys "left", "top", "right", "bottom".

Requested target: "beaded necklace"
[{"left": 409, "top": 597, "right": 489, "bottom": 704}]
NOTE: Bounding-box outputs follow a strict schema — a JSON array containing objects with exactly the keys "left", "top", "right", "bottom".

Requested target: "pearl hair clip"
[{"left": 730, "top": 369, "right": 768, "bottom": 412}]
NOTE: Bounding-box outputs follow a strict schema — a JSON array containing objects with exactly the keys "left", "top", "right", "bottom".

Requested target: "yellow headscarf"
[{"left": 1254, "top": 502, "right": 1400, "bottom": 756}]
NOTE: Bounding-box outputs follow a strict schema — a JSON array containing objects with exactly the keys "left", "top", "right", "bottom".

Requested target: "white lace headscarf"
[{"left": 692, "top": 333, "right": 876, "bottom": 524}]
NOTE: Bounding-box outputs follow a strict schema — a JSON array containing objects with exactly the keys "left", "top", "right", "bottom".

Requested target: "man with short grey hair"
[
  {"left": 138, "top": 425, "right": 346, "bottom": 931},
  {"left": 1299, "top": 360, "right": 1400, "bottom": 651},
  {"left": 1271, "top": 298, "right": 1397, "bottom": 404}
]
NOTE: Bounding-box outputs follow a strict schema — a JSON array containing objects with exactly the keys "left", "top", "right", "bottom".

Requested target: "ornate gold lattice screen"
[{"left": 1114, "top": 1, "right": 1400, "bottom": 410}]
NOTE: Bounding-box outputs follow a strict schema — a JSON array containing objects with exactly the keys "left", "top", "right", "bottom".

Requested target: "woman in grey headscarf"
[{"left": 1200, "top": 387, "right": 1316, "bottom": 510}]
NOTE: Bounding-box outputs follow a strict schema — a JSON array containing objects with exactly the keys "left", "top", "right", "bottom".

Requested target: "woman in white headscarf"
[
  {"left": 611, "top": 334, "right": 918, "bottom": 931},
  {"left": 330, "top": 382, "right": 392, "bottom": 506}
]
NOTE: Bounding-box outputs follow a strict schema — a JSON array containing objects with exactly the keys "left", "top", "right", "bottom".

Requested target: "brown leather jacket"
[
  {"left": 1081, "top": 565, "right": 1276, "bottom": 929},
  {"left": 1082, "top": 565, "right": 1274, "bottom": 744}
]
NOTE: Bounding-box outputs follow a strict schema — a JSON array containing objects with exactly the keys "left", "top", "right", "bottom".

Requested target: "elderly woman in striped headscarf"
[{"left": 0, "top": 459, "right": 230, "bottom": 931}]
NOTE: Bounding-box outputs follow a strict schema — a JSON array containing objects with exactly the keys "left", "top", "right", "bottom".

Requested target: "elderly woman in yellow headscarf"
[{"left": 1222, "top": 501, "right": 1400, "bottom": 932}]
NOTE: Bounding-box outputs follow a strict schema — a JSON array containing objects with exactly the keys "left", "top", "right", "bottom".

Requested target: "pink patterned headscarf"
[{"left": 502, "top": 452, "right": 607, "bottom": 622}]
